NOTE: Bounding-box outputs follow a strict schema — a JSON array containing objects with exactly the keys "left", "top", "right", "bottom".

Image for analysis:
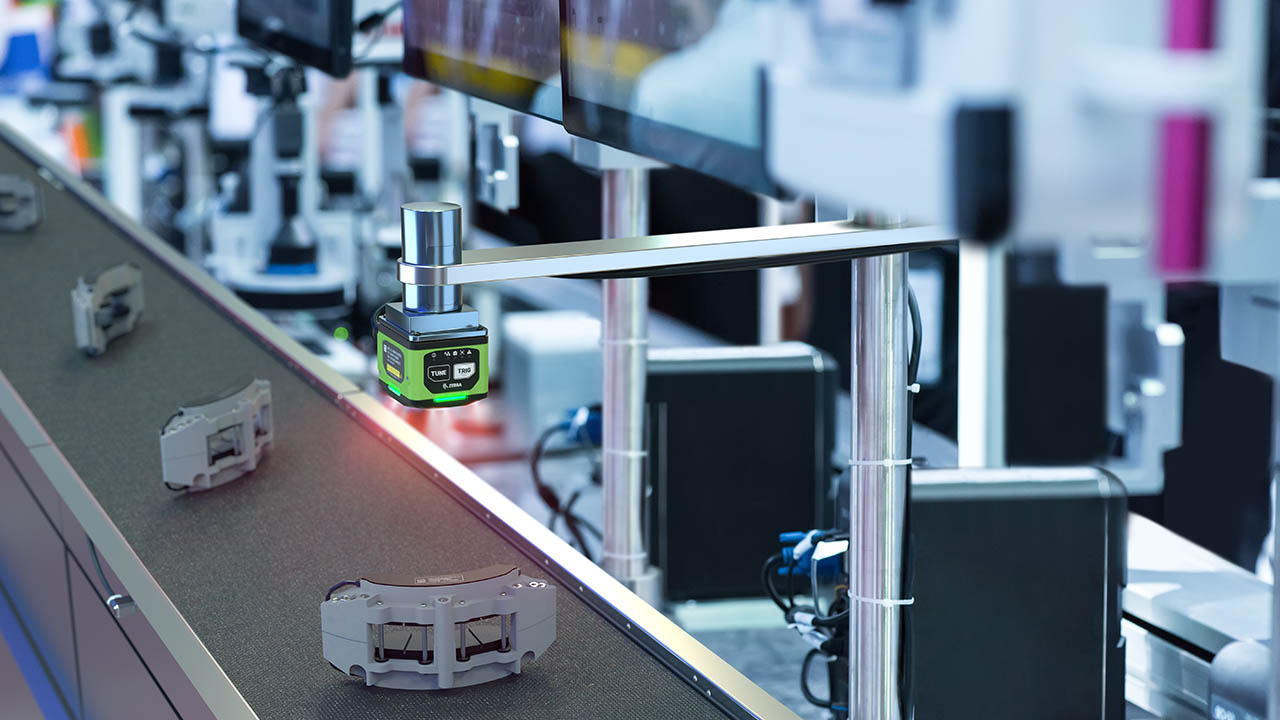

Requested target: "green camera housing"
[{"left": 375, "top": 312, "right": 488, "bottom": 409}]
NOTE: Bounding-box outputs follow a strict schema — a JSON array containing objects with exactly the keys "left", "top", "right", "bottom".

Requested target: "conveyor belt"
[{"left": 0, "top": 131, "right": 748, "bottom": 718}]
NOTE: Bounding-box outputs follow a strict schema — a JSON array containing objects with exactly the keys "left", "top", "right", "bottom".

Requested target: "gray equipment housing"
[
  {"left": 159, "top": 378, "right": 273, "bottom": 491},
  {"left": 71, "top": 261, "right": 144, "bottom": 356},
  {"left": 321, "top": 565, "right": 556, "bottom": 690}
]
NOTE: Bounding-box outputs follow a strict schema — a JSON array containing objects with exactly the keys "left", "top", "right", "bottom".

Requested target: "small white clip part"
[
  {"left": 160, "top": 379, "right": 273, "bottom": 491},
  {"left": 71, "top": 262, "right": 144, "bottom": 356}
]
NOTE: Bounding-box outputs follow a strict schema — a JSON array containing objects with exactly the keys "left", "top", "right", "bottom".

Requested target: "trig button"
[
  {"left": 453, "top": 362, "right": 476, "bottom": 380},
  {"left": 428, "top": 365, "right": 451, "bottom": 381}
]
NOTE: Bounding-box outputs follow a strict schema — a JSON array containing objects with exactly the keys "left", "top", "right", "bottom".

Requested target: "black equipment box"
[{"left": 647, "top": 344, "right": 839, "bottom": 601}]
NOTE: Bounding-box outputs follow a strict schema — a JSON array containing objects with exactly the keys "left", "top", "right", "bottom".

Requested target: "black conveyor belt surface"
[{"left": 0, "top": 140, "right": 727, "bottom": 718}]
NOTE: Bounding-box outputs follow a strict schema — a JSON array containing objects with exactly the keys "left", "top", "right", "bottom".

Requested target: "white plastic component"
[
  {"left": 502, "top": 311, "right": 603, "bottom": 446},
  {"left": 159, "top": 379, "right": 273, "bottom": 491},
  {"left": 321, "top": 565, "right": 556, "bottom": 690},
  {"left": 766, "top": 0, "right": 1262, "bottom": 251},
  {"left": 71, "top": 262, "right": 144, "bottom": 356}
]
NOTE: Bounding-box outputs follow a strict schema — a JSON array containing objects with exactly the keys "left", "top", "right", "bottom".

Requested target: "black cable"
[
  {"left": 573, "top": 515, "right": 602, "bottom": 540},
  {"left": 531, "top": 425, "right": 566, "bottom": 515},
  {"left": 900, "top": 283, "right": 920, "bottom": 720},
  {"left": 354, "top": 1, "right": 403, "bottom": 62},
  {"left": 248, "top": 100, "right": 281, "bottom": 144},
  {"left": 898, "top": 465, "right": 916, "bottom": 720},
  {"left": 808, "top": 608, "right": 849, "bottom": 628},
  {"left": 324, "top": 580, "right": 360, "bottom": 601},
  {"left": 786, "top": 555, "right": 799, "bottom": 609},
  {"left": 357, "top": 1, "right": 403, "bottom": 33},
  {"left": 800, "top": 649, "right": 833, "bottom": 709},
  {"left": 761, "top": 553, "right": 790, "bottom": 612},
  {"left": 562, "top": 490, "right": 602, "bottom": 539},
  {"left": 87, "top": 536, "right": 115, "bottom": 597},
  {"left": 784, "top": 603, "right": 848, "bottom": 629},
  {"left": 559, "top": 490, "right": 592, "bottom": 559},
  {"left": 908, "top": 283, "right": 922, "bottom": 387},
  {"left": 531, "top": 424, "right": 599, "bottom": 559}
]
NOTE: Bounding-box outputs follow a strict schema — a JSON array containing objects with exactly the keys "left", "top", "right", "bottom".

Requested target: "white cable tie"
[
  {"left": 600, "top": 338, "right": 649, "bottom": 346},
  {"left": 602, "top": 448, "right": 647, "bottom": 458},
  {"left": 849, "top": 591, "right": 915, "bottom": 608},
  {"left": 601, "top": 551, "right": 649, "bottom": 562},
  {"left": 847, "top": 458, "right": 912, "bottom": 468}
]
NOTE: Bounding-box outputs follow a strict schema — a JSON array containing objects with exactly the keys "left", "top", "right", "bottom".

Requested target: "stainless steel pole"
[
  {"left": 1271, "top": 494, "right": 1279, "bottom": 720},
  {"left": 176, "top": 116, "right": 210, "bottom": 265},
  {"left": 357, "top": 67, "right": 383, "bottom": 201},
  {"left": 958, "top": 240, "right": 1007, "bottom": 467},
  {"left": 849, "top": 253, "right": 911, "bottom": 720},
  {"left": 1271, "top": 380, "right": 1280, "bottom": 720},
  {"left": 758, "top": 195, "right": 785, "bottom": 344},
  {"left": 101, "top": 87, "right": 143, "bottom": 222},
  {"left": 600, "top": 167, "right": 660, "bottom": 603}
]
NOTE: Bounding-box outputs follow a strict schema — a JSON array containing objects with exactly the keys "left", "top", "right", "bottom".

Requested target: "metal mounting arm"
[{"left": 397, "top": 222, "right": 953, "bottom": 287}]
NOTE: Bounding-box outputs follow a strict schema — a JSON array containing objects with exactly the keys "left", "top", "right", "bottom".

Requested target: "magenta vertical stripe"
[
  {"left": 1159, "top": 116, "right": 1210, "bottom": 273},
  {"left": 1168, "top": 0, "right": 1215, "bottom": 49},
  {"left": 1158, "top": 0, "right": 1214, "bottom": 274}
]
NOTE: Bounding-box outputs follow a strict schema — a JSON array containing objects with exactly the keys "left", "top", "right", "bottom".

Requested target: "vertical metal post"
[
  {"left": 175, "top": 116, "right": 210, "bottom": 265},
  {"left": 298, "top": 91, "right": 323, "bottom": 223},
  {"left": 849, "top": 253, "right": 911, "bottom": 720},
  {"left": 758, "top": 195, "right": 786, "bottom": 344},
  {"left": 600, "top": 167, "right": 660, "bottom": 604},
  {"left": 101, "top": 87, "right": 143, "bottom": 221},
  {"left": 957, "top": 240, "right": 1007, "bottom": 467},
  {"left": 1271, "top": 381, "right": 1280, "bottom": 720},
  {"left": 357, "top": 67, "right": 383, "bottom": 201},
  {"left": 247, "top": 95, "right": 280, "bottom": 249}
]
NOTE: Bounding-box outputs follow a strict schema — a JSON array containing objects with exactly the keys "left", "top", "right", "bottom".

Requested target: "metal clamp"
[
  {"left": 321, "top": 565, "right": 556, "bottom": 690},
  {"left": 159, "top": 379, "right": 273, "bottom": 491},
  {"left": 71, "top": 262, "right": 144, "bottom": 356}
]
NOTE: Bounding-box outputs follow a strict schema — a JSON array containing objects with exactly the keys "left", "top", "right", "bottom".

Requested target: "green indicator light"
[
  {"left": 333, "top": 326, "right": 350, "bottom": 341},
  {"left": 386, "top": 384, "right": 402, "bottom": 396},
  {"left": 433, "top": 394, "right": 469, "bottom": 404}
]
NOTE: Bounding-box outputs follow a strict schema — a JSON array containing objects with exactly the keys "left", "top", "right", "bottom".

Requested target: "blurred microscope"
[{"left": 22, "top": 0, "right": 466, "bottom": 383}]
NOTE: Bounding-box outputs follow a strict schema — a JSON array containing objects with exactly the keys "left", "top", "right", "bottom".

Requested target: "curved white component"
[
  {"left": 159, "top": 379, "right": 273, "bottom": 491},
  {"left": 321, "top": 565, "right": 556, "bottom": 690},
  {"left": 71, "top": 261, "right": 144, "bottom": 356}
]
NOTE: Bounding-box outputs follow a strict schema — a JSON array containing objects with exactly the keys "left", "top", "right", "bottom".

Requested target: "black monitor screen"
[
  {"left": 237, "top": 0, "right": 354, "bottom": 77},
  {"left": 403, "top": 0, "right": 563, "bottom": 122},
  {"left": 559, "top": 0, "right": 778, "bottom": 195}
]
